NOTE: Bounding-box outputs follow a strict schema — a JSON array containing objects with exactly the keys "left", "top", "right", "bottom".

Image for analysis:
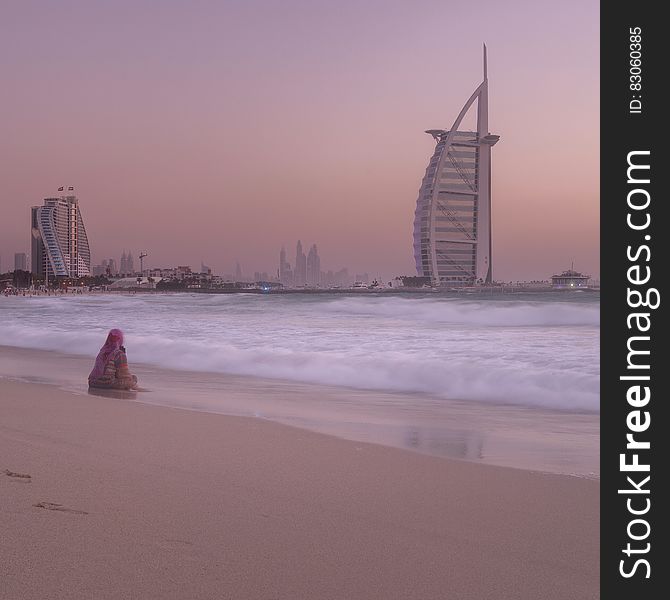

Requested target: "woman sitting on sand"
[{"left": 88, "top": 328, "right": 138, "bottom": 390}]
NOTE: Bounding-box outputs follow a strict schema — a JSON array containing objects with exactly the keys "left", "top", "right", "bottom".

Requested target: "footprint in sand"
[
  {"left": 33, "top": 502, "right": 89, "bottom": 515},
  {"left": 156, "top": 539, "right": 196, "bottom": 559},
  {"left": 3, "top": 469, "right": 32, "bottom": 483}
]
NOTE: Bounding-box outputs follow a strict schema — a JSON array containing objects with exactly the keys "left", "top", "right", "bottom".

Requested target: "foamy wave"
[
  {"left": 0, "top": 324, "right": 105, "bottom": 356},
  {"left": 322, "top": 297, "right": 600, "bottom": 326},
  {"left": 0, "top": 322, "right": 599, "bottom": 412}
]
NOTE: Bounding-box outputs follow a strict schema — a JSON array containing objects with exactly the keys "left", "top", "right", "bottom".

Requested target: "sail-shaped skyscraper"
[{"left": 413, "top": 46, "right": 499, "bottom": 286}]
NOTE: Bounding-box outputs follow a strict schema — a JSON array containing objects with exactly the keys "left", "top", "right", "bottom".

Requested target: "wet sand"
[
  {"left": 1, "top": 378, "right": 598, "bottom": 599},
  {"left": 0, "top": 346, "right": 600, "bottom": 476}
]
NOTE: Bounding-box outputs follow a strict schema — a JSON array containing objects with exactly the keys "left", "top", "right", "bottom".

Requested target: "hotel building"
[
  {"left": 31, "top": 188, "right": 91, "bottom": 278},
  {"left": 413, "top": 46, "right": 499, "bottom": 285}
]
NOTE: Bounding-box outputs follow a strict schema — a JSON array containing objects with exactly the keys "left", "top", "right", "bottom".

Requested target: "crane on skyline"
[{"left": 139, "top": 252, "right": 148, "bottom": 276}]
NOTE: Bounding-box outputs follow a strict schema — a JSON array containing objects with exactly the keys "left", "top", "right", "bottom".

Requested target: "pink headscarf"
[{"left": 89, "top": 328, "right": 124, "bottom": 380}]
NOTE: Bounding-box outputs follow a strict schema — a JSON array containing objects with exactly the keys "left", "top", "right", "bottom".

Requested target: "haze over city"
[{"left": 1, "top": 0, "right": 599, "bottom": 282}]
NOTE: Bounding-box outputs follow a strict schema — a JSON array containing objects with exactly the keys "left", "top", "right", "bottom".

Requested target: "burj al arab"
[{"left": 413, "top": 45, "right": 500, "bottom": 286}]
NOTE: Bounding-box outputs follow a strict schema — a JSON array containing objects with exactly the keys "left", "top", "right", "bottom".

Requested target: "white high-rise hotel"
[
  {"left": 31, "top": 188, "right": 91, "bottom": 278},
  {"left": 413, "top": 46, "right": 499, "bottom": 285}
]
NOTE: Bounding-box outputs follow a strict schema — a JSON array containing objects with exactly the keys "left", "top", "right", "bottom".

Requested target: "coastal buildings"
[
  {"left": 413, "top": 46, "right": 499, "bottom": 286},
  {"left": 30, "top": 188, "right": 91, "bottom": 278},
  {"left": 92, "top": 259, "right": 118, "bottom": 277},
  {"left": 120, "top": 251, "right": 135, "bottom": 276},
  {"left": 278, "top": 242, "right": 351, "bottom": 288},
  {"left": 106, "top": 258, "right": 119, "bottom": 275},
  {"left": 294, "top": 241, "right": 307, "bottom": 286},
  {"left": 551, "top": 268, "right": 591, "bottom": 289},
  {"left": 279, "top": 246, "right": 293, "bottom": 286},
  {"left": 14, "top": 253, "right": 27, "bottom": 271},
  {"left": 306, "top": 244, "right": 321, "bottom": 287}
]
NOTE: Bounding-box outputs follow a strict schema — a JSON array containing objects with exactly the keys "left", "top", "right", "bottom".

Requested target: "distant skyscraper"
[
  {"left": 235, "top": 262, "right": 243, "bottom": 281},
  {"left": 295, "top": 241, "right": 306, "bottom": 286},
  {"left": 14, "top": 253, "right": 27, "bottom": 271},
  {"left": 106, "top": 258, "right": 118, "bottom": 275},
  {"left": 279, "top": 246, "right": 292, "bottom": 285},
  {"left": 121, "top": 251, "right": 135, "bottom": 275},
  {"left": 306, "top": 244, "right": 321, "bottom": 287},
  {"left": 413, "top": 46, "right": 499, "bottom": 286},
  {"left": 31, "top": 189, "right": 91, "bottom": 278}
]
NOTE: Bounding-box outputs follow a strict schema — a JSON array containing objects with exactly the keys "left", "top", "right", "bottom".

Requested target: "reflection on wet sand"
[
  {"left": 87, "top": 387, "right": 138, "bottom": 401},
  {"left": 405, "top": 427, "right": 484, "bottom": 460},
  {"left": 1, "top": 345, "right": 599, "bottom": 477}
]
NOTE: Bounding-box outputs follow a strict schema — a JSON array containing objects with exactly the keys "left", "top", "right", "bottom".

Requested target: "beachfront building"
[
  {"left": 31, "top": 188, "right": 91, "bottom": 279},
  {"left": 413, "top": 46, "right": 499, "bottom": 286},
  {"left": 550, "top": 269, "right": 591, "bottom": 289}
]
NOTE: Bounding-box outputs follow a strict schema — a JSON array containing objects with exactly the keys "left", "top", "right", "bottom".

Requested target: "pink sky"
[{"left": 0, "top": 0, "right": 599, "bottom": 281}]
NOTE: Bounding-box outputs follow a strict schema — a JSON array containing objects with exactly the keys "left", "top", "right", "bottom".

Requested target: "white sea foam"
[
  {"left": 0, "top": 293, "right": 599, "bottom": 412},
  {"left": 322, "top": 296, "right": 600, "bottom": 326}
]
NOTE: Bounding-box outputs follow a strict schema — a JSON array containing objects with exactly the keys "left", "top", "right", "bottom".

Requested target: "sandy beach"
[
  {"left": 1, "top": 378, "right": 598, "bottom": 599},
  {"left": 0, "top": 345, "right": 600, "bottom": 477}
]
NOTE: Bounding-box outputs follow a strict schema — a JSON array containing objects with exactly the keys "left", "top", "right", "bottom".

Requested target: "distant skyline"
[{"left": 1, "top": 0, "right": 599, "bottom": 281}]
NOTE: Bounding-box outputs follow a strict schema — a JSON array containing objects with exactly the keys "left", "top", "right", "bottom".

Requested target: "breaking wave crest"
[{"left": 0, "top": 317, "right": 599, "bottom": 412}]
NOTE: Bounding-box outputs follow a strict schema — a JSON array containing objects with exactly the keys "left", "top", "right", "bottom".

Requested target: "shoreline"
[
  {"left": 0, "top": 345, "right": 600, "bottom": 477},
  {"left": 3, "top": 285, "right": 601, "bottom": 296},
  {"left": 1, "top": 378, "right": 599, "bottom": 599}
]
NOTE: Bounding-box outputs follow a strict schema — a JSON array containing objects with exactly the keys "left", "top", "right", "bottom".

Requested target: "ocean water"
[
  {"left": 0, "top": 291, "right": 599, "bottom": 412},
  {"left": 0, "top": 291, "right": 600, "bottom": 475}
]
